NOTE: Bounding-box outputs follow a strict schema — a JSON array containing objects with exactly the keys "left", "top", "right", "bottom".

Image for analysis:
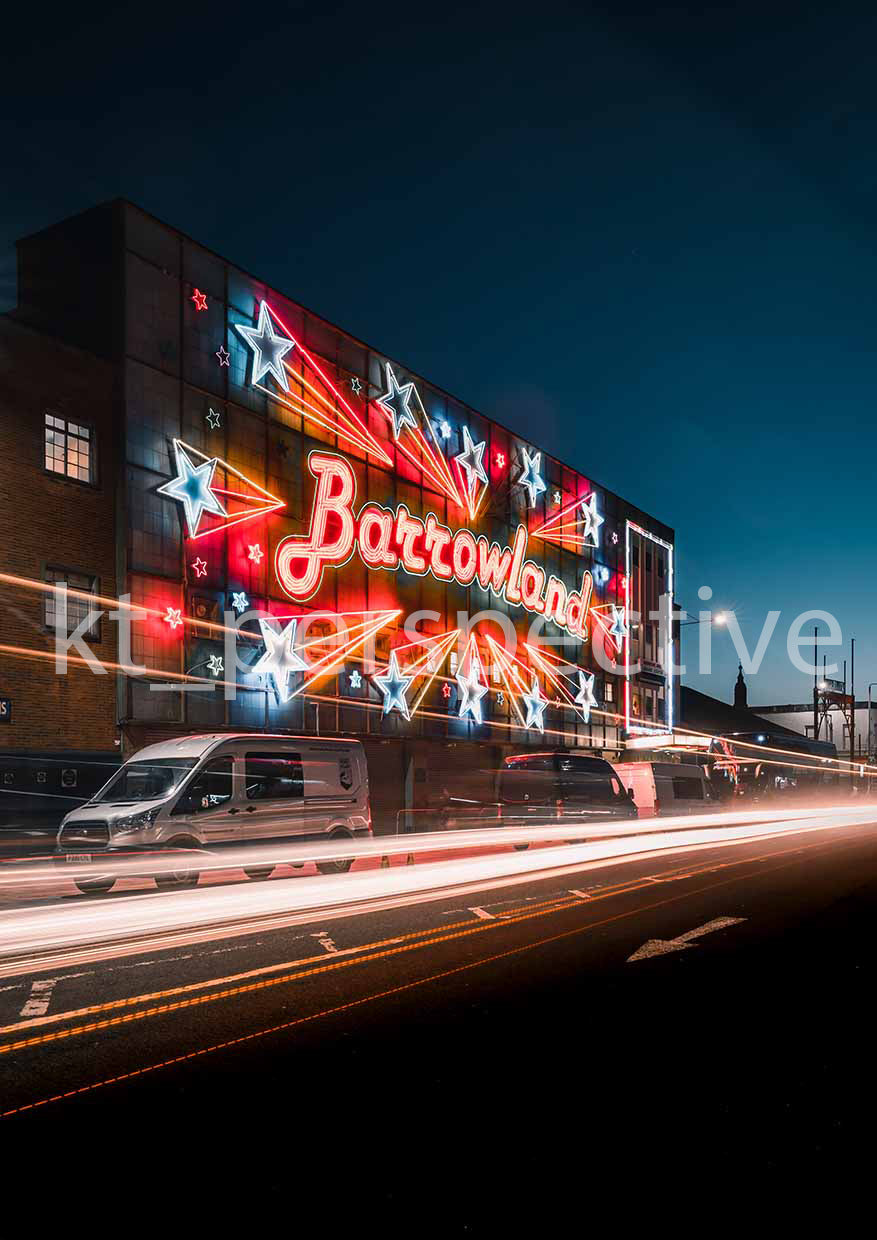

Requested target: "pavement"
[{"left": 1, "top": 815, "right": 876, "bottom": 1227}]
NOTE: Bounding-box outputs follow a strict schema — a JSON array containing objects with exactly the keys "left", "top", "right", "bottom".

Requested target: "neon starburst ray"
[
  {"left": 483, "top": 634, "right": 535, "bottom": 728},
  {"left": 253, "top": 609, "right": 402, "bottom": 701},
  {"left": 159, "top": 439, "right": 285, "bottom": 540},
  {"left": 242, "top": 302, "right": 393, "bottom": 466},
  {"left": 529, "top": 493, "right": 596, "bottom": 547},
  {"left": 372, "top": 629, "right": 461, "bottom": 718}
]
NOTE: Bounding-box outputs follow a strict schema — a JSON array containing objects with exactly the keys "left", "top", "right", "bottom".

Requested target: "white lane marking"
[
  {"left": 568, "top": 889, "right": 592, "bottom": 899},
  {"left": 311, "top": 932, "right": 338, "bottom": 954},
  {"left": 19, "top": 977, "right": 58, "bottom": 1017},
  {"left": 468, "top": 907, "right": 495, "bottom": 920},
  {"left": 627, "top": 916, "right": 746, "bottom": 962}
]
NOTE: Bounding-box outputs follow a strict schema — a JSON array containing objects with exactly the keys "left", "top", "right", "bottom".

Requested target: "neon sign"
[{"left": 274, "top": 452, "right": 594, "bottom": 642}]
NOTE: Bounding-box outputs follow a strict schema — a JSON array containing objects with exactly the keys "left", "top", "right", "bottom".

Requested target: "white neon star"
[
  {"left": 248, "top": 543, "right": 264, "bottom": 564},
  {"left": 374, "top": 650, "right": 414, "bottom": 720},
  {"left": 518, "top": 448, "right": 547, "bottom": 507},
  {"left": 206, "top": 408, "right": 222, "bottom": 430},
  {"left": 573, "top": 670, "right": 598, "bottom": 723},
  {"left": 350, "top": 376, "right": 363, "bottom": 396},
  {"left": 580, "top": 493, "right": 604, "bottom": 546},
  {"left": 376, "top": 362, "right": 418, "bottom": 439},
  {"left": 235, "top": 301, "right": 295, "bottom": 392},
  {"left": 252, "top": 617, "right": 307, "bottom": 703},
  {"left": 456, "top": 649, "right": 488, "bottom": 725},
  {"left": 349, "top": 669, "right": 362, "bottom": 689},
  {"left": 454, "top": 426, "right": 488, "bottom": 505},
  {"left": 163, "top": 607, "right": 183, "bottom": 631},
  {"left": 522, "top": 673, "right": 547, "bottom": 731},
  {"left": 608, "top": 605, "right": 628, "bottom": 644},
  {"left": 231, "top": 591, "right": 250, "bottom": 614},
  {"left": 439, "top": 420, "right": 451, "bottom": 439},
  {"left": 157, "top": 441, "right": 227, "bottom": 537},
  {"left": 207, "top": 654, "right": 224, "bottom": 677}
]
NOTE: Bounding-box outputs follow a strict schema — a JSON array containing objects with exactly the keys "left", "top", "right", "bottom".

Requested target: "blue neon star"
[
  {"left": 455, "top": 426, "right": 488, "bottom": 505},
  {"left": 573, "top": 671, "right": 598, "bottom": 723},
  {"left": 252, "top": 617, "right": 307, "bottom": 703},
  {"left": 157, "top": 441, "right": 227, "bottom": 536},
  {"left": 518, "top": 448, "right": 547, "bottom": 507},
  {"left": 376, "top": 363, "right": 419, "bottom": 439},
  {"left": 522, "top": 673, "right": 547, "bottom": 731},
  {"left": 580, "top": 492, "right": 604, "bottom": 545},
  {"left": 456, "top": 649, "right": 488, "bottom": 725},
  {"left": 608, "top": 605, "right": 628, "bottom": 644},
  {"left": 374, "top": 650, "right": 414, "bottom": 720},
  {"left": 235, "top": 301, "right": 295, "bottom": 392}
]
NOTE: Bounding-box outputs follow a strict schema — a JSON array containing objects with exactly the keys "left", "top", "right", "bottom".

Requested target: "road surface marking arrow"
[{"left": 627, "top": 916, "right": 746, "bottom": 963}]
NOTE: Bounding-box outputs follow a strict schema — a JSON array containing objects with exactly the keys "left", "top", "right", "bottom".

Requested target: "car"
[{"left": 55, "top": 733, "right": 371, "bottom": 894}]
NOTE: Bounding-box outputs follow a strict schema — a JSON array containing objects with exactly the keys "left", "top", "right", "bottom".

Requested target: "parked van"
[
  {"left": 613, "top": 762, "right": 715, "bottom": 818},
  {"left": 56, "top": 733, "right": 371, "bottom": 894},
  {"left": 496, "top": 751, "right": 637, "bottom": 842}
]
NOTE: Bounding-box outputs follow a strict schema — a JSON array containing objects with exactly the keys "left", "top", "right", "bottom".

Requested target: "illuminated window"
[
  {"left": 44, "top": 567, "right": 100, "bottom": 638},
  {"left": 44, "top": 413, "right": 95, "bottom": 483}
]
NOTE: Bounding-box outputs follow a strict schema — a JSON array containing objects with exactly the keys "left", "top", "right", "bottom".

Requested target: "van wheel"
[
  {"left": 75, "top": 877, "right": 116, "bottom": 895},
  {"left": 155, "top": 840, "right": 200, "bottom": 890},
  {"left": 317, "top": 831, "right": 353, "bottom": 875},
  {"left": 244, "top": 866, "right": 274, "bottom": 880}
]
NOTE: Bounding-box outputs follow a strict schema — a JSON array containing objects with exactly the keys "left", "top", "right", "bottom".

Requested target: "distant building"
[{"left": 750, "top": 699, "right": 875, "bottom": 761}]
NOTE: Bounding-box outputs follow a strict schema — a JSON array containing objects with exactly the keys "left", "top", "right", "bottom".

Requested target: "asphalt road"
[{"left": 2, "top": 818, "right": 876, "bottom": 1225}]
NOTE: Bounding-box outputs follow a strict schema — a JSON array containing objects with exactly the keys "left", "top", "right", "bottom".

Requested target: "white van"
[
  {"left": 613, "top": 761, "right": 715, "bottom": 818},
  {"left": 56, "top": 733, "right": 371, "bottom": 894}
]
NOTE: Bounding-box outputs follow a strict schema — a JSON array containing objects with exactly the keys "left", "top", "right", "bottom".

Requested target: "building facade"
[{"left": 0, "top": 201, "right": 676, "bottom": 830}]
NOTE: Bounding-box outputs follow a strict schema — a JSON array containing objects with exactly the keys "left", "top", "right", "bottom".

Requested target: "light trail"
[{"left": 1, "top": 805, "right": 874, "bottom": 976}]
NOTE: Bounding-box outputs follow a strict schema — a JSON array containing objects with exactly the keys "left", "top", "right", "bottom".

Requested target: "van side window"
[
  {"left": 175, "top": 758, "right": 234, "bottom": 814},
  {"left": 671, "top": 777, "right": 704, "bottom": 800},
  {"left": 246, "top": 752, "right": 303, "bottom": 801},
  {"left": 558, "top": 756, "right": 625, "bottom": 804}
]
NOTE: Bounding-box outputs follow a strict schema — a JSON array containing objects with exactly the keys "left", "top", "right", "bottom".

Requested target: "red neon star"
[
  {"left": 191, "top": 288, "right": 208, "bottom": 312},
  {"left": 442, "top": 682, "right": 452, "bottom": 699},
  {"left": 163, "top": 607, "right": 183, "bottom": 631},
  {"left": 191, "top": 557, "right": 208, "bottom": 578}
]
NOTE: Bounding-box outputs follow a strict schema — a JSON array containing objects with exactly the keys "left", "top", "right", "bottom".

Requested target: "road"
[{"left": 2, "top": 811, "right": 876, "bottom": 1224}]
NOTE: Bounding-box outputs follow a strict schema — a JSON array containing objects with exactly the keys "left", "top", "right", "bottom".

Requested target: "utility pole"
[
  {"left": 813, "top": 625, "right": 818, "bottom": 738},
  {"left": 851, "top": 637, "right": 856, "bottom": 781}
]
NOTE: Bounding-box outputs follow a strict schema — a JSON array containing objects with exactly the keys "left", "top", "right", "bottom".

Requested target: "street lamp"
[
  {"left": 867, "top": 682, "right": 877, "bottom": 764},
  {"left": 678, "top": 610, "right": 733, "bottom": 629}
]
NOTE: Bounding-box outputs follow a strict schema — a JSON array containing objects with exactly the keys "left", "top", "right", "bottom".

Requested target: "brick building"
[{"left": 0, "top": 201, "right": 677, "bottom": 832}]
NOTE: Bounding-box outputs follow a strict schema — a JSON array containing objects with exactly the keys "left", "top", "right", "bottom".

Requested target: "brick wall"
[{"left": 0, "top": 316, "right": 120, "bottom": 754}]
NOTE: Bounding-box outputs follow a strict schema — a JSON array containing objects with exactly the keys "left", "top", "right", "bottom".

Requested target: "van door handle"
[
  {"left": 227, "top": 808, "right": 240, "bottom": 815},
  {"left": 245, "top": 806, "right": 257, "bottom": 813}
]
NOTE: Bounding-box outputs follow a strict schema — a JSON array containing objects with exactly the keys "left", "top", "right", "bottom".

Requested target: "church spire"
[{"left": 734, "top": 663, "right": 747, "bottom": 710}]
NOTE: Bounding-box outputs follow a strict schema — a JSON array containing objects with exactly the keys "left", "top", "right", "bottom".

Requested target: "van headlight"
[{"left": 113, "top": 806, "right": 162, "bottom": 833}]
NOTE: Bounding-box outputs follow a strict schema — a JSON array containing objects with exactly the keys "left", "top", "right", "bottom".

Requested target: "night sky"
[{"left": 4, "top": 2, "right": 876, "bottom": 706}]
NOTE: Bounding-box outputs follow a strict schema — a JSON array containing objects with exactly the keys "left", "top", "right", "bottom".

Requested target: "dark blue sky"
[{"left": 4, "top": 2, "right": 876, "bottom": 705}]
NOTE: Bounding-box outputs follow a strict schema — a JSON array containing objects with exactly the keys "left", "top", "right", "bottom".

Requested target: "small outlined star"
[
  {"left": 231, "top": 591, "right": 249, "bottom": 614},
  {"left": 442, "top": 682, "right": 452, "bottom": 699},
  {"left": 207, "top": 654, "right": 224, "bottom": 677},
  {"left": 439, "top": 420, "right": 451, "bottom": 439},
  {"left": 248, "top": 543, "right": 264, "bottom": 564},
  {"left": 191, "top": 288, "right": 208, "bottom": 312},
  {"left": 553, "top": 490, "right": 562, "bottom": 505},
  {"left": 216, "top": 345, "right": 230, "bottom": 367},
  {"left": 206, "top": 408, "right": 221, "bottom": 430},
  {"left": 350, "top": 376, "right": 363, "bottom": 396},
  {"left": 611, "top": 531, "right": 619, "bottom": 544},
  {"left": 349, "top": 669, "right": 362, "bottom": 689},
  {"left": 163, "top": 607, "right": 183, "bottom": 631},
  {"left": 191, "top": 557, "right": 208, "bottom": 578}
]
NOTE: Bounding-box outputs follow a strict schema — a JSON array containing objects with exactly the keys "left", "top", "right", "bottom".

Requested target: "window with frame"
[
  {"left": 45, "top": 567, "right": 100, "bottom": 638},
  {"left": 44, "top": 413, "right": 95, "bottom": 483}
]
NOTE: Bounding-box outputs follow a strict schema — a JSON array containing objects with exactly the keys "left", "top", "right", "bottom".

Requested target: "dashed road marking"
[
  {"left": 311, "top": 932, "right": 339, "bottom": 954},
  {"left": 468, "top": 907, "right": 496, "bottom": 920},
  {"left": 19, "top": 978, "right": 58, "bottom": 1018}
]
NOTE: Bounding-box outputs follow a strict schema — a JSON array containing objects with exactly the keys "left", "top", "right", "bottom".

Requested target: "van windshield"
[{"left": 92, "top": 758, "right": 198, "bottom": 803}]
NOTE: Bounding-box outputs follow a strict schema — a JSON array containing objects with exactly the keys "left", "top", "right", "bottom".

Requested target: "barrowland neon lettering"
[{"left": 275, "top": 453, "right": 594, "bottom": 642}]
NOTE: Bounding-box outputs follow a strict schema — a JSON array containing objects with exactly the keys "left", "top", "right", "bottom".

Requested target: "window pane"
[{"left": 245, "top": 752, "right": 303, "bottom": 800}]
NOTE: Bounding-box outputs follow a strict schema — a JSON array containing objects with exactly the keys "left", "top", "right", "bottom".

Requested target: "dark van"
[{"left": 498, "top": 751, "right": 638, "bottom": 826}]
